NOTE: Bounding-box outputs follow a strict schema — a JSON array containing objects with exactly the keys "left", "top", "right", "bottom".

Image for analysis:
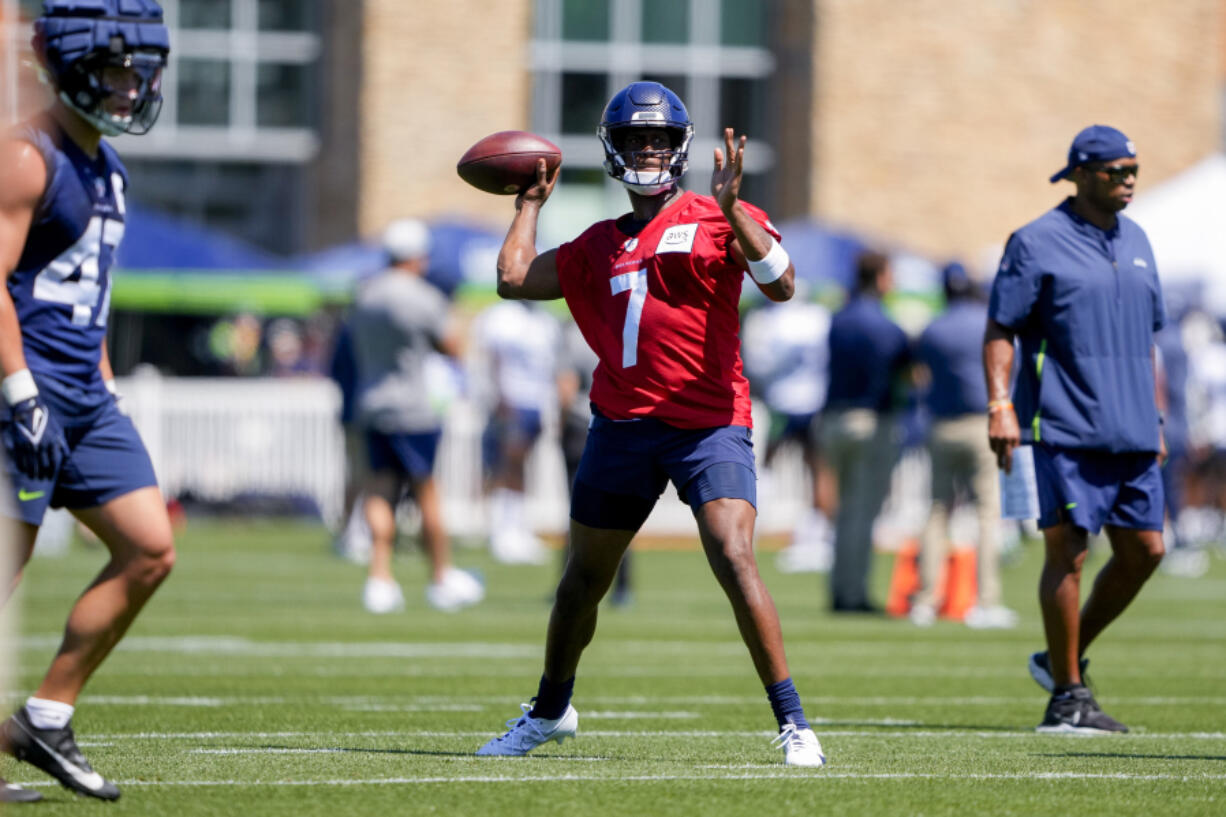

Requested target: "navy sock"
[
  {"left": 765, "top": 677, "right": 810, "bottom": 731},
  {"left": 528, "top": 675, "right": 574, "bottom": 720}
]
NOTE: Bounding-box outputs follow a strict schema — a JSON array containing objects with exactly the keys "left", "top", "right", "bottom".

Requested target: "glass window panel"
[
  {"left": 259, "top": 0, "right": 318, "bottom": 31},
  {"left": 562, "top": 0, "right": 609, "bottom": 41},
  {"left": 720, "top": 0, "right": 765, "bottom": 46},
  {"left": 560, "top": 72, "right": 606, "bottom": 134},
  {"left": 642, "top": 2, "right": 688, "bottom": 44},
  {"left": 179, "top": 0, "right": 231, "bottom": 29},
  {"left": 719, "top": 76, "right": 766, "bottom": 135},
  {"left": 257, "top": 63, "right": 312, "bottom": 127},
  {"left": 176, "top": 58, "right": 230, "bottom": 126},
  {"left": 559, "top": 167, "right": 606, "bottom": 186}
]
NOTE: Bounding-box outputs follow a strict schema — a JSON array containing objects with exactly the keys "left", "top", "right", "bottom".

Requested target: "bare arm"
[
  {"left": 983, "top": 318, "right": 1020, "bottom": 472},
  {"left": 713, "top": 129, "right": 795, "bottom": 303},
  {"left": 496, "top": 158, "right": 563, "bottom": 301},
  {"left": 0, "top": 139, "right": 48, "bottom": 380}
]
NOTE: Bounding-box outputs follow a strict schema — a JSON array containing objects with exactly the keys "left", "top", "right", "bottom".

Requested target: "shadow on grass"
[{"left": 1037, "top": 751, "right": 1226, "bottom": 762}]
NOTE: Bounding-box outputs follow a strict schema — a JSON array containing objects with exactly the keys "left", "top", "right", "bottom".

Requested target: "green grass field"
[{"left": 5, "top": 518, "right": 1224, "bottom": 816}]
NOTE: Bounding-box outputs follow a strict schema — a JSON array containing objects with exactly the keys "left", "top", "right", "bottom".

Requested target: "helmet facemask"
[
  {"left": 599, "top": 123, "right": 693, "bottom": 196},
  {"left": 52, "top": 45, "right": 166, "bottom": 137}
]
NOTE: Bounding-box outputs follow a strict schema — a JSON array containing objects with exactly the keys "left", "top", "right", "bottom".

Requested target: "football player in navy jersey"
[{"left": 0, "top": 1, "right": 172, "bottom": 802}]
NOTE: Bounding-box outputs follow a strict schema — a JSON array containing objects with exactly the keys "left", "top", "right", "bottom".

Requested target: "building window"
[
  {"left": 530, "top": 0, "right": 775, "bottom": 243},
  {"left": 114, "top": 0, "right": 322, "bottom": 163}
]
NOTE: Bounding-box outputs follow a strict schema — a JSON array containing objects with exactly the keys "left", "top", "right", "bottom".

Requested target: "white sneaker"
[
  {"left": 490, "top": 531, "right": 548, "bottom": 565},
  {"left": 775, "top": 540, "right": 833, "bottom": 574},
  {"left": 475, "top": 703, "right": 578, "bottom": 756},
  {"left": 426, "top": 567, "right": 485, "bottom": 612},
  {"left": 773, "top": 723, "right": 826, "bottom": 767},
  {"left": 362, "top": 577, "right": 404, "bottom": 614},
  {"left": 909, "top": 602, "right": 937, "bottom": 627},
  {"left": 964, "top": 604, "right": 1019, "bottom": 629}
]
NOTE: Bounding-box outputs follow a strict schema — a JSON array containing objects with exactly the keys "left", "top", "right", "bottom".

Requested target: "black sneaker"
[
  {"left": 0, "top": 708, "right": 120, "bottom": 800},
  {"left": 1028, "top": 650, "right": 1090, "bottom": 692},
  {"left": 0, "top": 777, "right": 43, "bottom": 803},
  {"left": 1036, "top": 686, "right": 1128, "bottom": 734}
]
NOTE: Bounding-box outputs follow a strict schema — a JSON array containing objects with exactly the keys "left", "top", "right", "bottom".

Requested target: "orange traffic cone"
[
  {"left": 939, "top": 547, "right": 978, "bottom": 620},
  {"left": 886, "top": 540, "right": 920, "bottom": 617}
]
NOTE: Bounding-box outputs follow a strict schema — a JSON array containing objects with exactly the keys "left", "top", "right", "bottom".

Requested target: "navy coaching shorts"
[
  {"left": 570, "top": 411, "right": 757, "bottom": 531},
  {"left": 1, "top": 394, "right": 158, "bottom": 526},
  {"left": 366, "top": 429, "right": 442, "bottom": 482},
  {"left": 1032, "top": 444, "right": 1164, "bottom": 534}
]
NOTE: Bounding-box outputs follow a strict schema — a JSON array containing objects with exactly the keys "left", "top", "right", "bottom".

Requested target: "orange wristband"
[{"left": 988, "top": 400, "right": 1013, "bottom": 413}]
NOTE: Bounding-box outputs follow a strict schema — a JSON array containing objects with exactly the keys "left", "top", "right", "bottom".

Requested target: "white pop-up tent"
[{"left": 1127, "top": 154, "right": 1226, "bottom": 317}]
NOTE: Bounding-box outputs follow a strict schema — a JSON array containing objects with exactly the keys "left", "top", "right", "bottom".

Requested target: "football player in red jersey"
[{"left": 474, "top": 82, "right": 825, "bottom": 767}]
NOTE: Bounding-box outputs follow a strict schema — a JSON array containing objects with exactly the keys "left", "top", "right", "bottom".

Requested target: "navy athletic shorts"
[
  {"left": 366, "top": 429, "right": 442, "bottom": 482},
  {"left": 1032, "top": 444, "right": 1164, "bottom": 533},
  {"left": 1, "top": 389, "right": 158, "bottom": 526},
  {"left": 570, "top": 411, "right": 757, "bottom": 531},
  {"left": 481, "top": 407, "right": 543, "bottom": 470}
]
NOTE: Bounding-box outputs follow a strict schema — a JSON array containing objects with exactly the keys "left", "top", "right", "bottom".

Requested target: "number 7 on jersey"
[{"left": 610, "top": 268, "right": 648, "bottom": 368}]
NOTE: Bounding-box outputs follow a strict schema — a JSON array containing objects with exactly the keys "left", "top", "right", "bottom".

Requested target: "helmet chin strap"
[{"left": 619, "top": 168, "right": 678, "bottom": 196}]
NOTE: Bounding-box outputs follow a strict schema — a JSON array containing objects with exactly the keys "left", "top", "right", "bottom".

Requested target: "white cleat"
[
  {"left": 475, "top": 703, "right": 578, "bottom": 756},
  {"left": 426, "top": 567, "right": 485, "bottom": 612},
  {"left": 362, "top": 577, "right": 405, "bottom": 614},
  {"left": 964, "top": 604, "right": 1019, "bottom": 630},
  {"left": 773, "top": 723, "right": 826, "bottom": 767}
]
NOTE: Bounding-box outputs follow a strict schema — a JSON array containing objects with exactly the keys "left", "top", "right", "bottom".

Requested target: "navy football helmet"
[
  {"left": 32, "top": 0, "right": 170, "bottom": 136},
  {"left": 598, "top": 81, "right": 693, "bottom": 195}
]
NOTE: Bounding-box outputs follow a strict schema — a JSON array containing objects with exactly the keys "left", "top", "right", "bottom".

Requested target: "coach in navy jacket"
[{"left": 984, "top": 125, "right": 1166, "bottom": 735}]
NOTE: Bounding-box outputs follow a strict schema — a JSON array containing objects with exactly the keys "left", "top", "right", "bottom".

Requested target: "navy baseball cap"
[{"left": 1049, "top": 125, "right": 1136, "bottom": 183}]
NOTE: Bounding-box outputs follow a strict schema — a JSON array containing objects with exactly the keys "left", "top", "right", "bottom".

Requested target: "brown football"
[{"left": 457, "top": 131, "right": 562, "bottom": 195}]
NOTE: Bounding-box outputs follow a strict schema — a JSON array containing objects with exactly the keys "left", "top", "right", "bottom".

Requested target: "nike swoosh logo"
[
  {"left": 21, "top": 727, "right": 106, "bottom": 792},
  {"left": 17, "top": 489, "right": 45, "bottom": 502}
]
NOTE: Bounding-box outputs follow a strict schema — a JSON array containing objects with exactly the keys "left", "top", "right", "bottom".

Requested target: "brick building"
[{"left": 3, "top": 0, "right": 1223, "bottom": 267}]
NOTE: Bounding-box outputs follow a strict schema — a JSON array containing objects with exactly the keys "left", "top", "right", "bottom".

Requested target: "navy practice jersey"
[{"left": 8, "top": 120, "right": 127, "bottom": 404}]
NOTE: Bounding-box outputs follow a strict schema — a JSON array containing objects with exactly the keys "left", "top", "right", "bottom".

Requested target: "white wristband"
[
  {"left": 105, "top": 378, "right": 118, "bottom": 396},
  {"left": 2, "top": 369, "right": 39, "bottom": 405},
  {"left": 747, "top": 237, "right": 790, "bottom": 285}
]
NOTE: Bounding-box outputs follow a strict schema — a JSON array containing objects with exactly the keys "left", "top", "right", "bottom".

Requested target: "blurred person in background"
[
  {"left": 986, "top": 125, "right": 1165, "bottom": 734},
  {"left": 1154, "top": 298, "right": 1204, "bottom": 577},
  {"left": 740, "top": 283, "right": 835, "bottom": 573},
  {"left": 469, "top": 298, "right": 562, "bottom": 565},
  {"left": 1183, "top": 311, "right": 1226, "bottom": 549},
  {"left": 557, "top": 318, "right": 632, "bottom": 605},
  {"left": 0, "top": 0, "right": 175, "bottom": 800},
  {"left": 348, "top": 219, "right": 483, "bottom": 614},
  {"left": 821, "top": 250, "right": 912, "bottom": 614},
  {"left": 910, "top": 262, "right": 1016, "bottom": 629},
  {"left": 327, "top": 320, "right": 372, "bottom": 565},
  {"left": 474, "top": 82, "right": 824, "bottom": 766}
]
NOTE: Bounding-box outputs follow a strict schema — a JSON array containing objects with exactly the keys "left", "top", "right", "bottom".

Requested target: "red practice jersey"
[{"left": 556, "top": 190, "right": 780, "bottom": 429}]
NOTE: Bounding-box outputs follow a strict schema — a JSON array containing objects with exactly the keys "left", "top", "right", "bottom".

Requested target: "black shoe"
[
  {"left": 0, "top": 708, "right": 120, "bottom": 800},
  {"left": 831, "top": 600, "right": 883, "bottom": 615},
  {"left": 0, "top": 777, "right": 43, "bottom": 803},
  {"left": 1036, "top": 686, "right": 1128, "bottom": 734},
  {"left": 1028, "top": 650, "right": 1090, "bottom": 692}
]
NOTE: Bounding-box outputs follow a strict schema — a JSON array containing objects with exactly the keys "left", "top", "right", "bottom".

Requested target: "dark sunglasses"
[{"left": 1093, "top": 163, "right": 1139, "bottom": 183}]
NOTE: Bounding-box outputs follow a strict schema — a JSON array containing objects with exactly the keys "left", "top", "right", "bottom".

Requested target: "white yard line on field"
[{"left": 12, "top": 771, "right": 1226, "bottom": 788}]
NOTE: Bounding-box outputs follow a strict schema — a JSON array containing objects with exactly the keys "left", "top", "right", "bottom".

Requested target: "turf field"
[{"left": 5, "top": 518, "right": 1224, "bottom": 816}]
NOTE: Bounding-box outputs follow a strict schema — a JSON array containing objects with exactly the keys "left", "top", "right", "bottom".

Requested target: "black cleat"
[
  {"left": 0, "top": 777, "right": 43, "bottom": 803},
  {"left": 1036, "top": 686, "right": 1128, "bottom": 734},
  {"left": 1028, "top": 650, "right": 1090, "bottom": 692},
  {"left": 0, "top": 708, "right": 120, "bottom": 800}
]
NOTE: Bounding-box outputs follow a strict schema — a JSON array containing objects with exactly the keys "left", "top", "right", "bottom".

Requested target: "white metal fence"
[{"left": 117, "top": 374, "right": 930, "bottom": 540}]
